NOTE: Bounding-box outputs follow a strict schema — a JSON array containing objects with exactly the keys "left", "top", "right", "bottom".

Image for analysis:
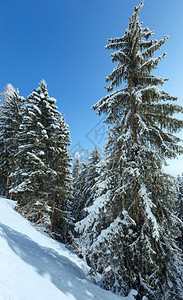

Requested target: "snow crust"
[{"left": 0, "top": 197, "right": 133, "bottom": 300}]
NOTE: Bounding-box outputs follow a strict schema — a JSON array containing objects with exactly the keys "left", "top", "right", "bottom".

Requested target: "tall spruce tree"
[
  {"left": 10, "top": 80, "right": 72, "bottom": 239},
  {"left": 76, "top": 2, "right": 183, "bottom": 299},
  {"left": 0, "top": 84, "right": 25, "bottom": 198}
]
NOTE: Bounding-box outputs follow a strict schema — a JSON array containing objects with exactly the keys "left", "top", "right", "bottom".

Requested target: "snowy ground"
[{"left": 0, "top": 197, "right": 136, "bottom": 300}]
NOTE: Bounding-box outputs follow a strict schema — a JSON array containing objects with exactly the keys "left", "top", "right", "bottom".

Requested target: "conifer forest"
[{"left": 0, "top": 2, "right": 183, "bottom": 299}]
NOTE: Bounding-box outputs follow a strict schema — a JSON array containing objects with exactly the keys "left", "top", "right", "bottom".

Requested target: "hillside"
[{"left": 0, "top": 197, "right": 137, "bottom": 300}]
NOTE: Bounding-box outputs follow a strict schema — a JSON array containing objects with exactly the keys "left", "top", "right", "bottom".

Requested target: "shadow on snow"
[{"left": 0, "top": 223, "right": 95, "bottom": 300}]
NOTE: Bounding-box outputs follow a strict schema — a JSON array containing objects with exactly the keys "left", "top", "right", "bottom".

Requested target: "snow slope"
[{"left": 0, "top": 197, "right": 136, "bottom": 300}]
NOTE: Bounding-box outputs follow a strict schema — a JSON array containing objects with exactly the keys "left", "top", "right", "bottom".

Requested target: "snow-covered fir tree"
[
  {"left": 177, "top": 174, "right": 183, "bottom": 250},
  {"left": 70, "top": 156, "right": 81, "bottom": 220},
  {"left": 76, "top": 2, "right": 183, "bottom": 299},
  {"left": 0, "top": 84, "right": 25, "bottom": 198},
  {"left": 72, "top": 161, "right": 88, "bottom": 222},
  {"left": 84, "top": 146, "right": 102, "bottom": 209},
  {"left": 72, "top": 146, "right": 101, "bottom": 225},
  {"left": 72, "top": 156, "right": 81, "bottom": 182},
  {"left": 10, "top": 80, "right": 72, "bottom": 240}
]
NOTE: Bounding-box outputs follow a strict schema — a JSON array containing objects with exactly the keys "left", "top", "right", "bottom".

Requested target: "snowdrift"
[{"left": 0, "top": 197, "right": 136, "bottom": 300}]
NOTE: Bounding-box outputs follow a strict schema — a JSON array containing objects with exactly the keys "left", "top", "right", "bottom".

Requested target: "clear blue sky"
[{"left": 0, "top": 0, "right": 183, "bottom": 175}]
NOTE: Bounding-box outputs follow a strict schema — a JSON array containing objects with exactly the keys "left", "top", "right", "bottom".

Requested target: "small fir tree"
[
  {"left": 84, "top": 146, "right": 102, "bottom": 208},
  {"left": 70, "top": 156, "right": 81, "bottom": 220},
  {"left": 72, "top": 146, "right": 101, "bottom": 224},
  {"left": 72, "top": 156, "right": 81, "bottom": 182},
  {"left": 72, "top": 161, "right": 88, "bottom": 222}
]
